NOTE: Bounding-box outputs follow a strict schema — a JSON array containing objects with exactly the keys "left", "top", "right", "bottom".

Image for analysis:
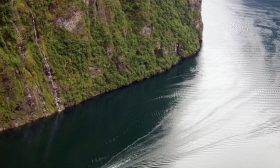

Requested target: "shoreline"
[{"left": 0, "top": 46, "right": 202, "bottom": 133}]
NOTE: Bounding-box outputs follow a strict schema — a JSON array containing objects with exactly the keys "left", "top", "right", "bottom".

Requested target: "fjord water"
[{"left": 1, "top": 0, "right": 280, "bottom": 167}]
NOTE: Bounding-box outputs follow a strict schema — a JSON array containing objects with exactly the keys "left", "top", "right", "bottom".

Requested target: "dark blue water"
[{"left": 0, "top": 0, "right": 279, "bottom": 167}]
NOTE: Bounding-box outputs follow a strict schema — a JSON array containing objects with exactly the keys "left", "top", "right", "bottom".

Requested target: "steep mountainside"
[{"left": 0, "top": 0, "right": 202, "bottom": 130}]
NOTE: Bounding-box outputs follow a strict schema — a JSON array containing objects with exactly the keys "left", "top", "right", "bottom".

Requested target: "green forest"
[{"left": 0, "top": 0, "right": 202, "bottom": 129}]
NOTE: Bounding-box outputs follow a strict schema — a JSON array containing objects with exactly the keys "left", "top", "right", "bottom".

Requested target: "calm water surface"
[{"left": 0, "top": 0, "right": 280, "bottom": 167}]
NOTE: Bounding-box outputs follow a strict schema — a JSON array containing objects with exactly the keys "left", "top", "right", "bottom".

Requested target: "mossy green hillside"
[{"left": 0, "top": 0, "right": 202, "bottom": 130}]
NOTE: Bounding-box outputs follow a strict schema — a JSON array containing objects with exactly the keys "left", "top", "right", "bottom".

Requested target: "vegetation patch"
[{"left": 0, "top": 0, "right": 202, "bottom": 129}]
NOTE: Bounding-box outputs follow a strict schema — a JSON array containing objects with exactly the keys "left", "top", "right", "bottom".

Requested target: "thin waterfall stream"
[
  {"left": 0, "top": 0, "right": 279, "bottom": 168},
  {"left": 31, "top": 12, "right": 64, "bottom": 112}
]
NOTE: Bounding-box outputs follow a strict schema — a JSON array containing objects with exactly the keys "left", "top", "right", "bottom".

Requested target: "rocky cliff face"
[
  {"left": 190, "top": 0, "right": 203, "bottom": 38},
  {"left": 0, "top": 0, "right": 202, "bottom": 131}
]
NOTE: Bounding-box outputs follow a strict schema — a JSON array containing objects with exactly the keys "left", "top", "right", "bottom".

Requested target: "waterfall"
[{"left": 31, "top": 13, "right": 65, "bottom": 112}]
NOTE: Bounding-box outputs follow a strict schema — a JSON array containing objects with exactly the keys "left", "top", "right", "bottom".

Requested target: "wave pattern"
[
  {"left": 102, "top": 0, "right": 280, "bottom": 167},
  {"left": 0, "top": 0, "right": 279, "bottom": 168}
]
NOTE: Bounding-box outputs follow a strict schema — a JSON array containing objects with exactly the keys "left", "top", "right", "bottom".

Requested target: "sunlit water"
[{"left": 0, "top": 0, "right": 280, "bottom": 167}]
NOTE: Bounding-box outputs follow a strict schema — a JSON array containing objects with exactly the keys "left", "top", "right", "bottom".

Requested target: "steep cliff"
[{"left": 0, "top": 0, "right": 202, "bottom": 130}]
